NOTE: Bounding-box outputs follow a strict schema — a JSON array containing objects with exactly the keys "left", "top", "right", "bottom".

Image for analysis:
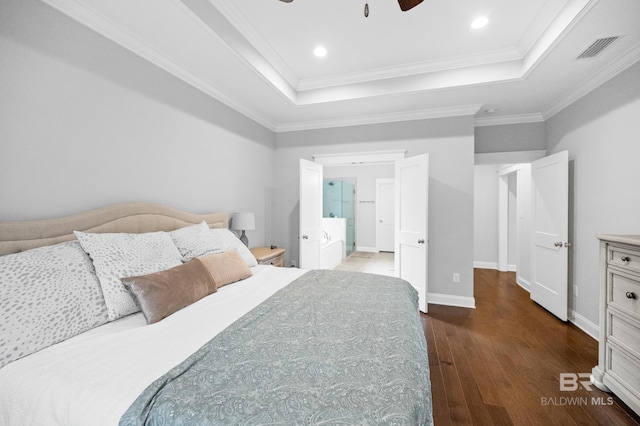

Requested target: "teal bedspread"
[{"left": 120, "top": 270, "right": 433, "bottom": 425}]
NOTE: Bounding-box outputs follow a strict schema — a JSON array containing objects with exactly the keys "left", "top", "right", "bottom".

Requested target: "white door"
[
  {"left": 531, "top": 150, "right": 569, "bottom": 321},
  {"left": 299, "top": 159, "right": 323, "bottom": 269},
  {"left": 395, "top": 154, "right": 429, "bottom": 312},
  {"left": 376, "top": 178, "right": 395, "bottom": 252}
]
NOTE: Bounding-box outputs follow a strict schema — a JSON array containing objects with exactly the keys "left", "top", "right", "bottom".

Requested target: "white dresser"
[{"left": 592, "top": 234, "right": 640, "bottom": 415}]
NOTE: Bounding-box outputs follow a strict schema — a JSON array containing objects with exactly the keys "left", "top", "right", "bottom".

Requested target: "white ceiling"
[{"left": 42, "top": 0, "right": 640, "bottom": 131}]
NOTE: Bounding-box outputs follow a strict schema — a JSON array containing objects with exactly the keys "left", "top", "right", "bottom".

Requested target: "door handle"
[
  {"left": 626, "top": 291, "right": 636, "bottom": 300},
  {"left": 302, "top": 235, "right": 309, "bottom": 240},
  {"left": 554, "top": 241, "right": 563, "bottom": 247},
  {"left": 621, "top": 256, "right": 631, "bottom": 263},
  {"left": 418, "top": 239, "right": 425, "bottom": 244}
]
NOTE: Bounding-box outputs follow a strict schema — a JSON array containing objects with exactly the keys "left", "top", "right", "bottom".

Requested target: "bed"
[{"left": 0, "top": 202, "right": 433, "bottom": 425}]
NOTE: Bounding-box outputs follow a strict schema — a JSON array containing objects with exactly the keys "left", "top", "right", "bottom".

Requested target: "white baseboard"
[
  {"left": 516, "top": 276, "right": 531, "bottom": 292},
  {"left": 569, "top": 310, "right": 599, "bottom": 341},
  {"left": 474, "top": 262, "right": 517, "bottom": 272},
  {"left": 356, "top": 246, "right": 378, "bottom": 253},
  {"left": 474, "top": 261, "right": 497, "bottom": 269},
  {"left": 428, "top": 293, "right": 476, "bottom": 309}
]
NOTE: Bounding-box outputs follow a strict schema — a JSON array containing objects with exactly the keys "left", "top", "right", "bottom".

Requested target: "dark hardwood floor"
[{"left": 421, "top": 268, "right": 640, "bottom": 426}]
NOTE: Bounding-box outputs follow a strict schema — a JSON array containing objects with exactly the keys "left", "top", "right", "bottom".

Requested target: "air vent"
[{"left": 576, "top": 37, "right": 619, "bottom": 59}]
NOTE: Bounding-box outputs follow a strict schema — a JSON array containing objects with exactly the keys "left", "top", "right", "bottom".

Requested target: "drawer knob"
[
  {"left": 621, "top": 256, "right": 631, "bottom": 262},
  {"left": 626, "top": 292, "right": 637, "bottom": 300}
]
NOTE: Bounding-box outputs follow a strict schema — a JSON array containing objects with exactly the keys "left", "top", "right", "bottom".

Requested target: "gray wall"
[
  {"left": 274, "top": 117, "right": 476, "bottom": 300},
  {"left": 475, "top": 122, "right": 546, "bottom": 153},
  {"left": 546, "top": 61, "right": 640, "bottom": 326},
  {"left": 473, "top": 165, "right": 499, "bottom": 267},
  {"left": 0, "top": 0, "right": 275, "bottom": 246}
]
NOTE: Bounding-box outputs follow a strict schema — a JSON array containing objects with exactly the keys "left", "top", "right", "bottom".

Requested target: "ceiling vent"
[{"left": 576, "top": 37, "right": 619, "bottom": 59}]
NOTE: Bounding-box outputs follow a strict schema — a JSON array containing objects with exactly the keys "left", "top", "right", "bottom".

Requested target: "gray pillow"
[
  {"left": 168, "top": 221, "right": 222, "bottom": 261},
  {"left": 74, "top": 231, "right": 183, "bottom": 321},
  {"left": 0, "top": 241, "right": 109, "bottom": 369},
  {"left": 121, "top": 259, "right": 217, "bottom": 324}
]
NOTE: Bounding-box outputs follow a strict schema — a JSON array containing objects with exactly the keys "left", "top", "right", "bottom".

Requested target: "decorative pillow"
[
  {"left": 0, "top": 241, "right": 109, "bottom": 369},
  {"left": 198, "top": 251, "right": 253, "bottom": 289},
  {"left": 121, "top": 259, "right": 217, "bottom": 324},
  {"left": 168, "top": 221, "right": 221, "bottom": 261},
  {"left": 74, "top": 231, "right": 183, "bottom": 321},
  {"left": 208, "top": 228, "right": 258, "bottom": 267}
]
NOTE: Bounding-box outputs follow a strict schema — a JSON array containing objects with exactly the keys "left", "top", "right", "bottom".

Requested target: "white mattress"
[{"left": 0, "top": 265, "right": 306, "bottom": 426}]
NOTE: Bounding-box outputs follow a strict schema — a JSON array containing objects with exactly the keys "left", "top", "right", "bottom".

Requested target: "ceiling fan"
[{"left": 278, "top": 0, "right": 424, "bottom": 13}]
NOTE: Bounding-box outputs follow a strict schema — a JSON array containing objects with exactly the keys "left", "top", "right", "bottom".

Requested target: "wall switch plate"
[{"left": 453, "top": 273, "right": 460, "bottom": 283}]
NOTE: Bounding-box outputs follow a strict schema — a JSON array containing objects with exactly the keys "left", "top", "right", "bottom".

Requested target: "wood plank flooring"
[{"left": 422, "top": 268, "right": 640, "bottom": 426}]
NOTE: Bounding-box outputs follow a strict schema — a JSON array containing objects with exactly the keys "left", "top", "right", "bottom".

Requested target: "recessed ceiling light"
[
  {"left": 471, "top": 16, "right": 489, "bottom": 29},
  {"left": 314, "top": 46, "right": 327, "bottom": 57}
]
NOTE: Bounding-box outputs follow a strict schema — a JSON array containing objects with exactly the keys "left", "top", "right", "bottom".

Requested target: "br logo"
[{"left": 560, "top": 373, "right": 593, "bottom": 391}]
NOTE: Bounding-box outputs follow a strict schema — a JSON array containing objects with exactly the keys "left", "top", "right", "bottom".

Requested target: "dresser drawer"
[
  {"left": 608, "top": 311, "right": 640, "bottom": 357},
  {"left": 609, "top": 270, "right": 640, "bottom": 319},
  {"left": 260, "top": 254, "right": 284, "bottom": 267},
  {"left": 609, "top": 245, "right": 640, "bottom": 275},
  {"left": 606, "top": 344, "right": 640, "bottom": 395}
]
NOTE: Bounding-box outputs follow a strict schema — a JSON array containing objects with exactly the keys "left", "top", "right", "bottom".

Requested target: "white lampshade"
[{"left": 231, "top": 212, "right": 255, "bottom": 231}]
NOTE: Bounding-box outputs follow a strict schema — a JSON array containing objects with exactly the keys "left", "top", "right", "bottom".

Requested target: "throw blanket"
[{"left": 120, "top": 270, "right": 433, "bottom": 425}]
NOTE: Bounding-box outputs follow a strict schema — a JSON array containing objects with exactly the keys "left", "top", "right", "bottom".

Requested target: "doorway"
[{"left": 323, "top": 178, "right": 356, "bottom": 257}]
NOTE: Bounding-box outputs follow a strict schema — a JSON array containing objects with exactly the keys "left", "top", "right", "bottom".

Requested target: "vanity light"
[
  {"left": 471, "top": 16, "right": 489, "bottom": 29},
  {"left": 314, "top": 46, "right": 327, "bottom": 57}
]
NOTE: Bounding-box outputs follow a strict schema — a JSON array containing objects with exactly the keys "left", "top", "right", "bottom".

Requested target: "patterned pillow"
[
  {"left": 208, "top": 228, "right": 258, "bottom": 267},
  {"left": 168, "top": 221, "right": 221, "bottom": 261},
  {"left": 74, "top": 231, "right": 183, "bottom": 321},
  {"left": 0, "top": 241, "right": 109, "bottom": 369}
]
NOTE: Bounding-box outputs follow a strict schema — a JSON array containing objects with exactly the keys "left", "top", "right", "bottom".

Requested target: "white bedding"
[{"left": 0, "top": 265, "right": 306, "bottom": 426}]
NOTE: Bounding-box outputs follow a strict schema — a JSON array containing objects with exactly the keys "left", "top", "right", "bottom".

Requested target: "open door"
[
  {"left": 395, "top": 154, "right": 429, "bottom": 312},
  {"left": 531, "top": 150, "right": 569, "bottom": 321},
  {"left": 299, "top": 159, "right": 323, "bottom": 269}
]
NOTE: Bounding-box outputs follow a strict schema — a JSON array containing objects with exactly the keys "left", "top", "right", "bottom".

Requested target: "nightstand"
[{"left": 250, "top": 247, "right": 286, "bottom": 267}]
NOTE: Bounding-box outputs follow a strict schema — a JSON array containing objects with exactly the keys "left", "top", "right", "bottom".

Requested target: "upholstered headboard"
[{"left": 0, "top": 202, "right": 229, "bottom": 256}]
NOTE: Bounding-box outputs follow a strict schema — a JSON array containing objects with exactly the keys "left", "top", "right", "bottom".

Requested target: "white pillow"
[
  {"left": 209, "top": 228, "right": 258, "bottom": 267},
  {"left": 168, "top": 221, "right": 221, "bottom": 261},
  {"left": 0, "top": 241, "right": 108, "bottom": 369},
  {"left": 74, "top": 231, "right": 183, "bottom": 321}
]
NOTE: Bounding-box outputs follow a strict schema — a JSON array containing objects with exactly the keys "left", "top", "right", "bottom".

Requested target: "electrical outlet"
[
  {"left": 453, "top": 273, "right": 460, "bottom": 283},
  {"left": 291, "top": 260, "right": 297, "bottom": 268}
]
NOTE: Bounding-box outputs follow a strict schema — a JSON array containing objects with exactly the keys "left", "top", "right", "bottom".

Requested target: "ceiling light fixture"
[
  {"left": 471, "top": 16, "right": 489, "bottom": 29},
  {"left": 314, "top": 46, "right": 327, "bottom": 58}
]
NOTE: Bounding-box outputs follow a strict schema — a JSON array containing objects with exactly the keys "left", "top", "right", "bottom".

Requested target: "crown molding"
[
  {"left": 474, "top": 113, "right": 545, "bottom": 127},
  {"left": 297, "top": 48, "right": 522, "bottom": 92},
  {"left": 543, "top": 40, "right": 640, "bottom": 119},
  {"left": 276, "top": 104, "right": 482, "bottom": 133},
  {"left": 40, "top": 0, "right": 278, "bottom": 132},
  {"left": 210, "top": 0, "right": 300, "bottom": 91}
]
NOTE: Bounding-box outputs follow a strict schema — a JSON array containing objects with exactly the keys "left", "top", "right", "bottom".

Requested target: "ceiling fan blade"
[{"left": 398, "top": 0, "right": 424, "bottom": 11}]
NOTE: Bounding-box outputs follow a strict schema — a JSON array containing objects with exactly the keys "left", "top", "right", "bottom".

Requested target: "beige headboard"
[{"left": 0, "top": 202, "right": 229, "bottom": 256}]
